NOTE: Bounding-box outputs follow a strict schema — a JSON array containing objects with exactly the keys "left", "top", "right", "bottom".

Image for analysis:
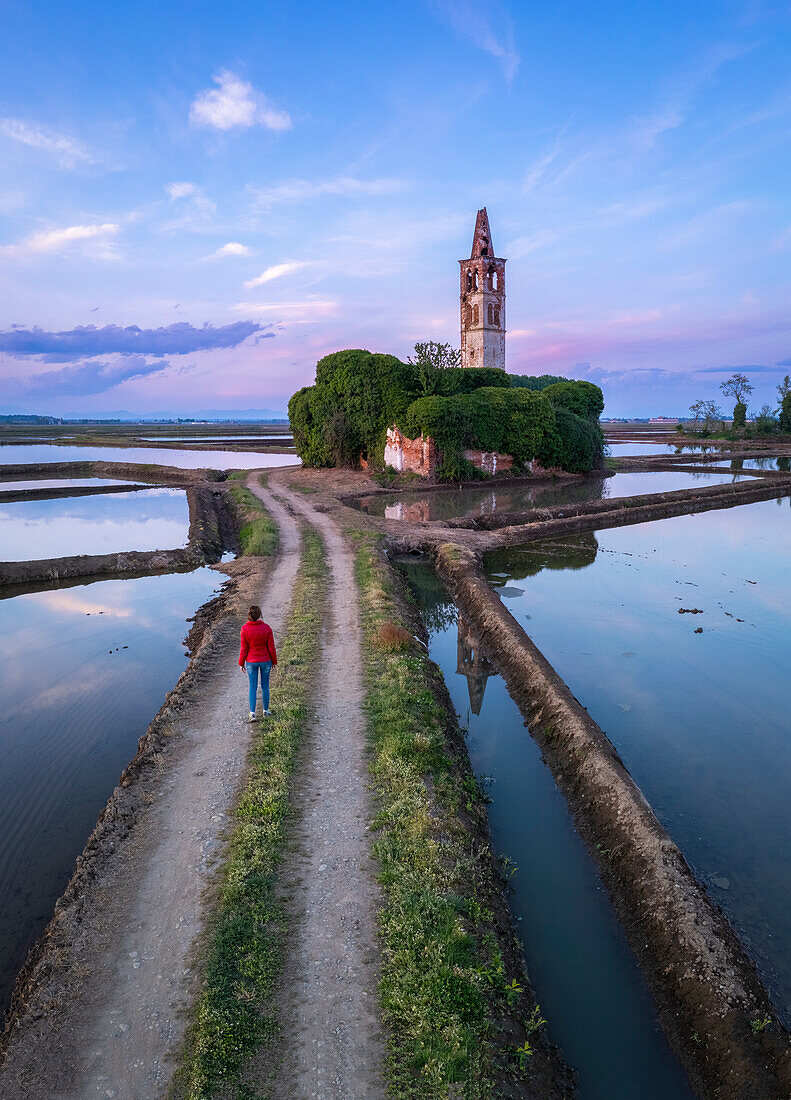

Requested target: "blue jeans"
[{"left": 246, "top": 661, "right": 271, "bottom": 712}]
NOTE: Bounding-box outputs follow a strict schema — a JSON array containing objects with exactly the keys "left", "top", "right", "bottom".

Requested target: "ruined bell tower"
[{"left": 459, "top": 208, "right": 506, "bottom": 370}]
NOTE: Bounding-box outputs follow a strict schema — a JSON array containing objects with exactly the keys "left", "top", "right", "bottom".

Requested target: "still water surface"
[
  {"left": 0, "top": 567, "right": 222, "bottom": 1014},
  {"left": 485, "top": 495, "right": 791, "bottom": 1022},
  {"left": 401, "top": 562, "right": 693, "bottom": 1098},
  {"left": 0, "top": 477, "right": 132, "bottom": 491},
  {"left": 0, "top": 489, "right": 190, "bottom": 560},
  {"left": 0, "top": 445, "right": 299, "bottom": 469},
  {"left": 352, "top": 470, "right": 741, "bottom": 521}
]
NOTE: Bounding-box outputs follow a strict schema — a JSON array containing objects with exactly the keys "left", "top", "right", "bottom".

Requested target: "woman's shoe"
[
  {"left": 263, "top": 709, "right": 271, "bottom": 717},
  {"left": 248, "top": 711, "right": 256, "bottom": 722}
]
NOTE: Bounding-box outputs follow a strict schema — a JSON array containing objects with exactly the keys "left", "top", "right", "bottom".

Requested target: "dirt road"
[{"left": 247, "top": 472, "right": 386, "bottom": 1099}]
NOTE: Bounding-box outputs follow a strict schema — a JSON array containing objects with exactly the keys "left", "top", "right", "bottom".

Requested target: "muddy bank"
[
  {"left": 0, "top": 483, "right": 151, "bottom": 503},
  {"left": 0, "top": 484, "right": 234, "bottom": 590},
  {"left": 0, "top": 556, "right": 263, "bottom": 1065},
  {"left": 434, "top": 543, "right": 791, "bottom": 1099},
  {"left": 0, "top": 460, "right": 224, "bottom": 485},
  {"left": 445, "top": 474, "right": 789, "bottom": 533}
]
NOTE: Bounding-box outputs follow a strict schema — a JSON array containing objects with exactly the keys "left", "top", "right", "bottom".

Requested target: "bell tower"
[{"left": 459, "top": 208, "right": 506, "bottom": 370}]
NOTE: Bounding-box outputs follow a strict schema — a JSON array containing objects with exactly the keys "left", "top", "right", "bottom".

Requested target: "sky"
[{"left": 1, "top": 0, "right": 790, "bottom": 419}]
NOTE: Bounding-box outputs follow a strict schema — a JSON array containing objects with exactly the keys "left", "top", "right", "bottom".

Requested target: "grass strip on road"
[
  {"left": 354, "top": 531, "right": 548, "bottom": 1099},
  {"left": 172, "top": 528, "right": 325, "bottom": 1099},
  {"left": 228, "top": 473, "right": 279, "bottom": 557}
]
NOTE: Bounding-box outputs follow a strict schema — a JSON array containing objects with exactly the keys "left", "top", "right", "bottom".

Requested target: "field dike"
[
  {"left": 435, "top": 542, "right": 791, "bottom": 1099},
  {"left": 0, "top": 484, "right": 231, "bottom": 589},
  {"left": 354, "top": 531, "right": 575, "bottom": 1098},
  {"left": 0, "top": 546, "right": 274, "bottom": 1069},
  {"left": 171, "top": 526, "right": 325, "bottom": 1098}
]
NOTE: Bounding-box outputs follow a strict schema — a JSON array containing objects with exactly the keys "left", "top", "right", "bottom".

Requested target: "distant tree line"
[{"left": 687, "top": 372, "right": 791, "bottom": 436}]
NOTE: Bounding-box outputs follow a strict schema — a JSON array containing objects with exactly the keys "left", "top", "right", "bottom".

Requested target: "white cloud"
[
  {"left": 431, "top": 0, "right": 520, "bottom": 81},
  {"left": 0, "top": 222, "right": 120, "bottom": 259},
  {"left": 250, "top": 176, "right": 406, "bottom": 206},
  {"left": 189, "top": 70, "right": 291, "bottom": 132},
  {"left": 166, "top": 181, "right": 198, "bottom": 200},
  {"left": 210, "top": 241, "right": 252, "bottom": 259},
  {"left": 0, "top": 117, "right": 96, "bottom": 168},
  {"left": 232, "top": 298, "right": 336, "bottom": 322},
  {"left": 244, "top": 261, "right": 307, "bottom": 288}
]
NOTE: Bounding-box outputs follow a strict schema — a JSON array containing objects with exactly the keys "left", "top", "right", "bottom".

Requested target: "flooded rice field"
[
  {"left": 351, "top": 469, "right": 744, "bottom": 521},
  {"left": 708, "top": 456, "right": 791, "bottom": 472},
  {"left": 401, "top": 562, "right": 693, "bottom": 1098},
  {"left": 0, "top": 567, "right": 222, "bottom": 1014},
  {"left": 0, "top": 489, "right": 190, "bottom": 560},
  {"left": 0, "top": 445, "right": 299, "bottom": 469},
  {"left": 605, "top": 440, "right": 720, "bottom": 457},
  {"left": 0, "top": 477, "right": 133, "bottom": 492},
  {"left": 484, "top": 495, "right": 791, "bottom": 1022}
]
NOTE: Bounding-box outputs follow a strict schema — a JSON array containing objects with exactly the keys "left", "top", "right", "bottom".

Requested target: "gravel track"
[{"left": 248, "top": 472, "right": 386, "bottom": 1100}]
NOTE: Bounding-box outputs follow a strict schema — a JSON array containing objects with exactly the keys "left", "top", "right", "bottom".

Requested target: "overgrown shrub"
[
  {"left": 537, "top": 406, "right": 605, "bottom": 473},
  {"left": 508, "top": 373, "right": 566, "bottom": 390},
  {"left": 542, "top": 380, "right": 604, "bottom": 422},
  {"left": 733, "top": 401, "right": 747, "bottom": 430},
  {"left": 401, "top": 387, "right": 561, "bottom": 479},
  {"left": 779, "top": 393, "right": 791, "bottom": 433}
]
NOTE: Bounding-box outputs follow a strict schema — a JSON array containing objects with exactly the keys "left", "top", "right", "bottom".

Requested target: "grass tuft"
[
  {"left": 228, "top": 480, "right": 279, "bottom": 557},
  {"left": 171, "top": 529, "right": 325, "bottom": 1099}
]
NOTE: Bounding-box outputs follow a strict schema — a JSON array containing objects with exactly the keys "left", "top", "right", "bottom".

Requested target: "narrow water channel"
[
  {"left": 0, "top": 567, "right": 222, "bottom": 1015},
  {"left": 400, "top": 561, "right": 693, "bottom": 1099},
  {"left": 484, "top": 494, "right": 791, "bottom": 1024}
]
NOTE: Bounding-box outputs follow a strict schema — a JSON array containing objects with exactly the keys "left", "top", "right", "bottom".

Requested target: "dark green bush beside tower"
[{"left": 289, "top": 348, "right": 604, "bottom": 478}]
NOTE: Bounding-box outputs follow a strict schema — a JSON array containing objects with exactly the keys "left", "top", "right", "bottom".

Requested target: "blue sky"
[{"left": 1, "top": 0, "right": 790, "bottom": 417}]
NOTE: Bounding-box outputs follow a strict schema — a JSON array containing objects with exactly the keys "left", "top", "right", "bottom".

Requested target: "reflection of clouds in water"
[
  {"left": 34, "top": 590, "right": 135, "bottom": 618},
  {"left": 3, "top": 665, "right": 115, "bottom": 725}
]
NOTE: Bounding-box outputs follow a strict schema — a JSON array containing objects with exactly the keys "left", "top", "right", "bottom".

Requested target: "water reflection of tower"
[{"left": 456, "top": 615, "right": 493, "bottom": 715}]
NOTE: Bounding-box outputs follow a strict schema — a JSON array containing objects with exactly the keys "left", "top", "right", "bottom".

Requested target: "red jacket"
[{"left": 239, "top": 619, "right": 277, "bottom": 666}]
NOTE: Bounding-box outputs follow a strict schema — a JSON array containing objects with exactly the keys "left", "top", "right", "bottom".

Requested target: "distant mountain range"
[{"left": 0, "top": 405, "right": 288, "bottom": 422}]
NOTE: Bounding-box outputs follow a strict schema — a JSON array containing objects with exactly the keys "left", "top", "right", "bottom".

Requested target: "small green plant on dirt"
[
  {"left": 171, "top": 530, "right": 325, "bottom": 1099},
  {"left": 750, "top": 1016, "right": 773, "bottom": 1034},
  {"left": 504, "top": 979, "right": 523, "bottom": 1006},
  {"left": 500, "top": 854, "right": 519, "bottom": 878},
  {"left": 525, "top": 1005, "right": 547, "bottom": 1034},
  {"left": 513, "top": 1040, "right": 534, "bottom": 1069}
]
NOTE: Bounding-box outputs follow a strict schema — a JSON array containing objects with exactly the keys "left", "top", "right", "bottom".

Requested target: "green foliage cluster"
[
  {"left": 541, "top": 380, "right": 604, "bottom": 421},
  {"left": 289, "top": 348, "right": 604, "bottom": 478},
  {"left": 732, "top": 401, "right": 747, "bottom": 430},
  {"left": 355, "top": 533, "right": 544, "bottom": 1095},
  {"left": 401, "top": 387, "right": 558, "bottom": 479},
  {"left": 173, "top": 527, "right": 325, "bottom": 1099},
  {"left": 508, "top": 373, "right": 566, "bottom": 391},
  {"left": 779, "top": 392, "right": 791, "bottom": 433}
]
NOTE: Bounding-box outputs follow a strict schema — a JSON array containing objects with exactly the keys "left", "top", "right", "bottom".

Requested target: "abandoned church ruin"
[{"left": 460, "top": 207, "right": 506, "bottom": 371}]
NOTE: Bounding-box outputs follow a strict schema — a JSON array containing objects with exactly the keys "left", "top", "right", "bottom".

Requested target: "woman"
[{"left": 239, "top": 604, "right": 277, "bottom": 721}]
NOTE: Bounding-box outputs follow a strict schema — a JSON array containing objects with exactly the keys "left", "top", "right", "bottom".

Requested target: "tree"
[
  {"left": 777, "top": 375, "right": 791, "bottom": 433},
  {"left": 720, "top": 372, "right": 753, "bottom": 427},
  {"left": 408, "top": 342, "right": 461, "bottom": 370},
  {"left": 689, "top": 399, "right": 722, "bottom": 434},
  {"left": 409, "top": 342, "right": 462, "bottom": 396},
  {"left": 754, "top": 404, "right": 777, "bottom": 433}
]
